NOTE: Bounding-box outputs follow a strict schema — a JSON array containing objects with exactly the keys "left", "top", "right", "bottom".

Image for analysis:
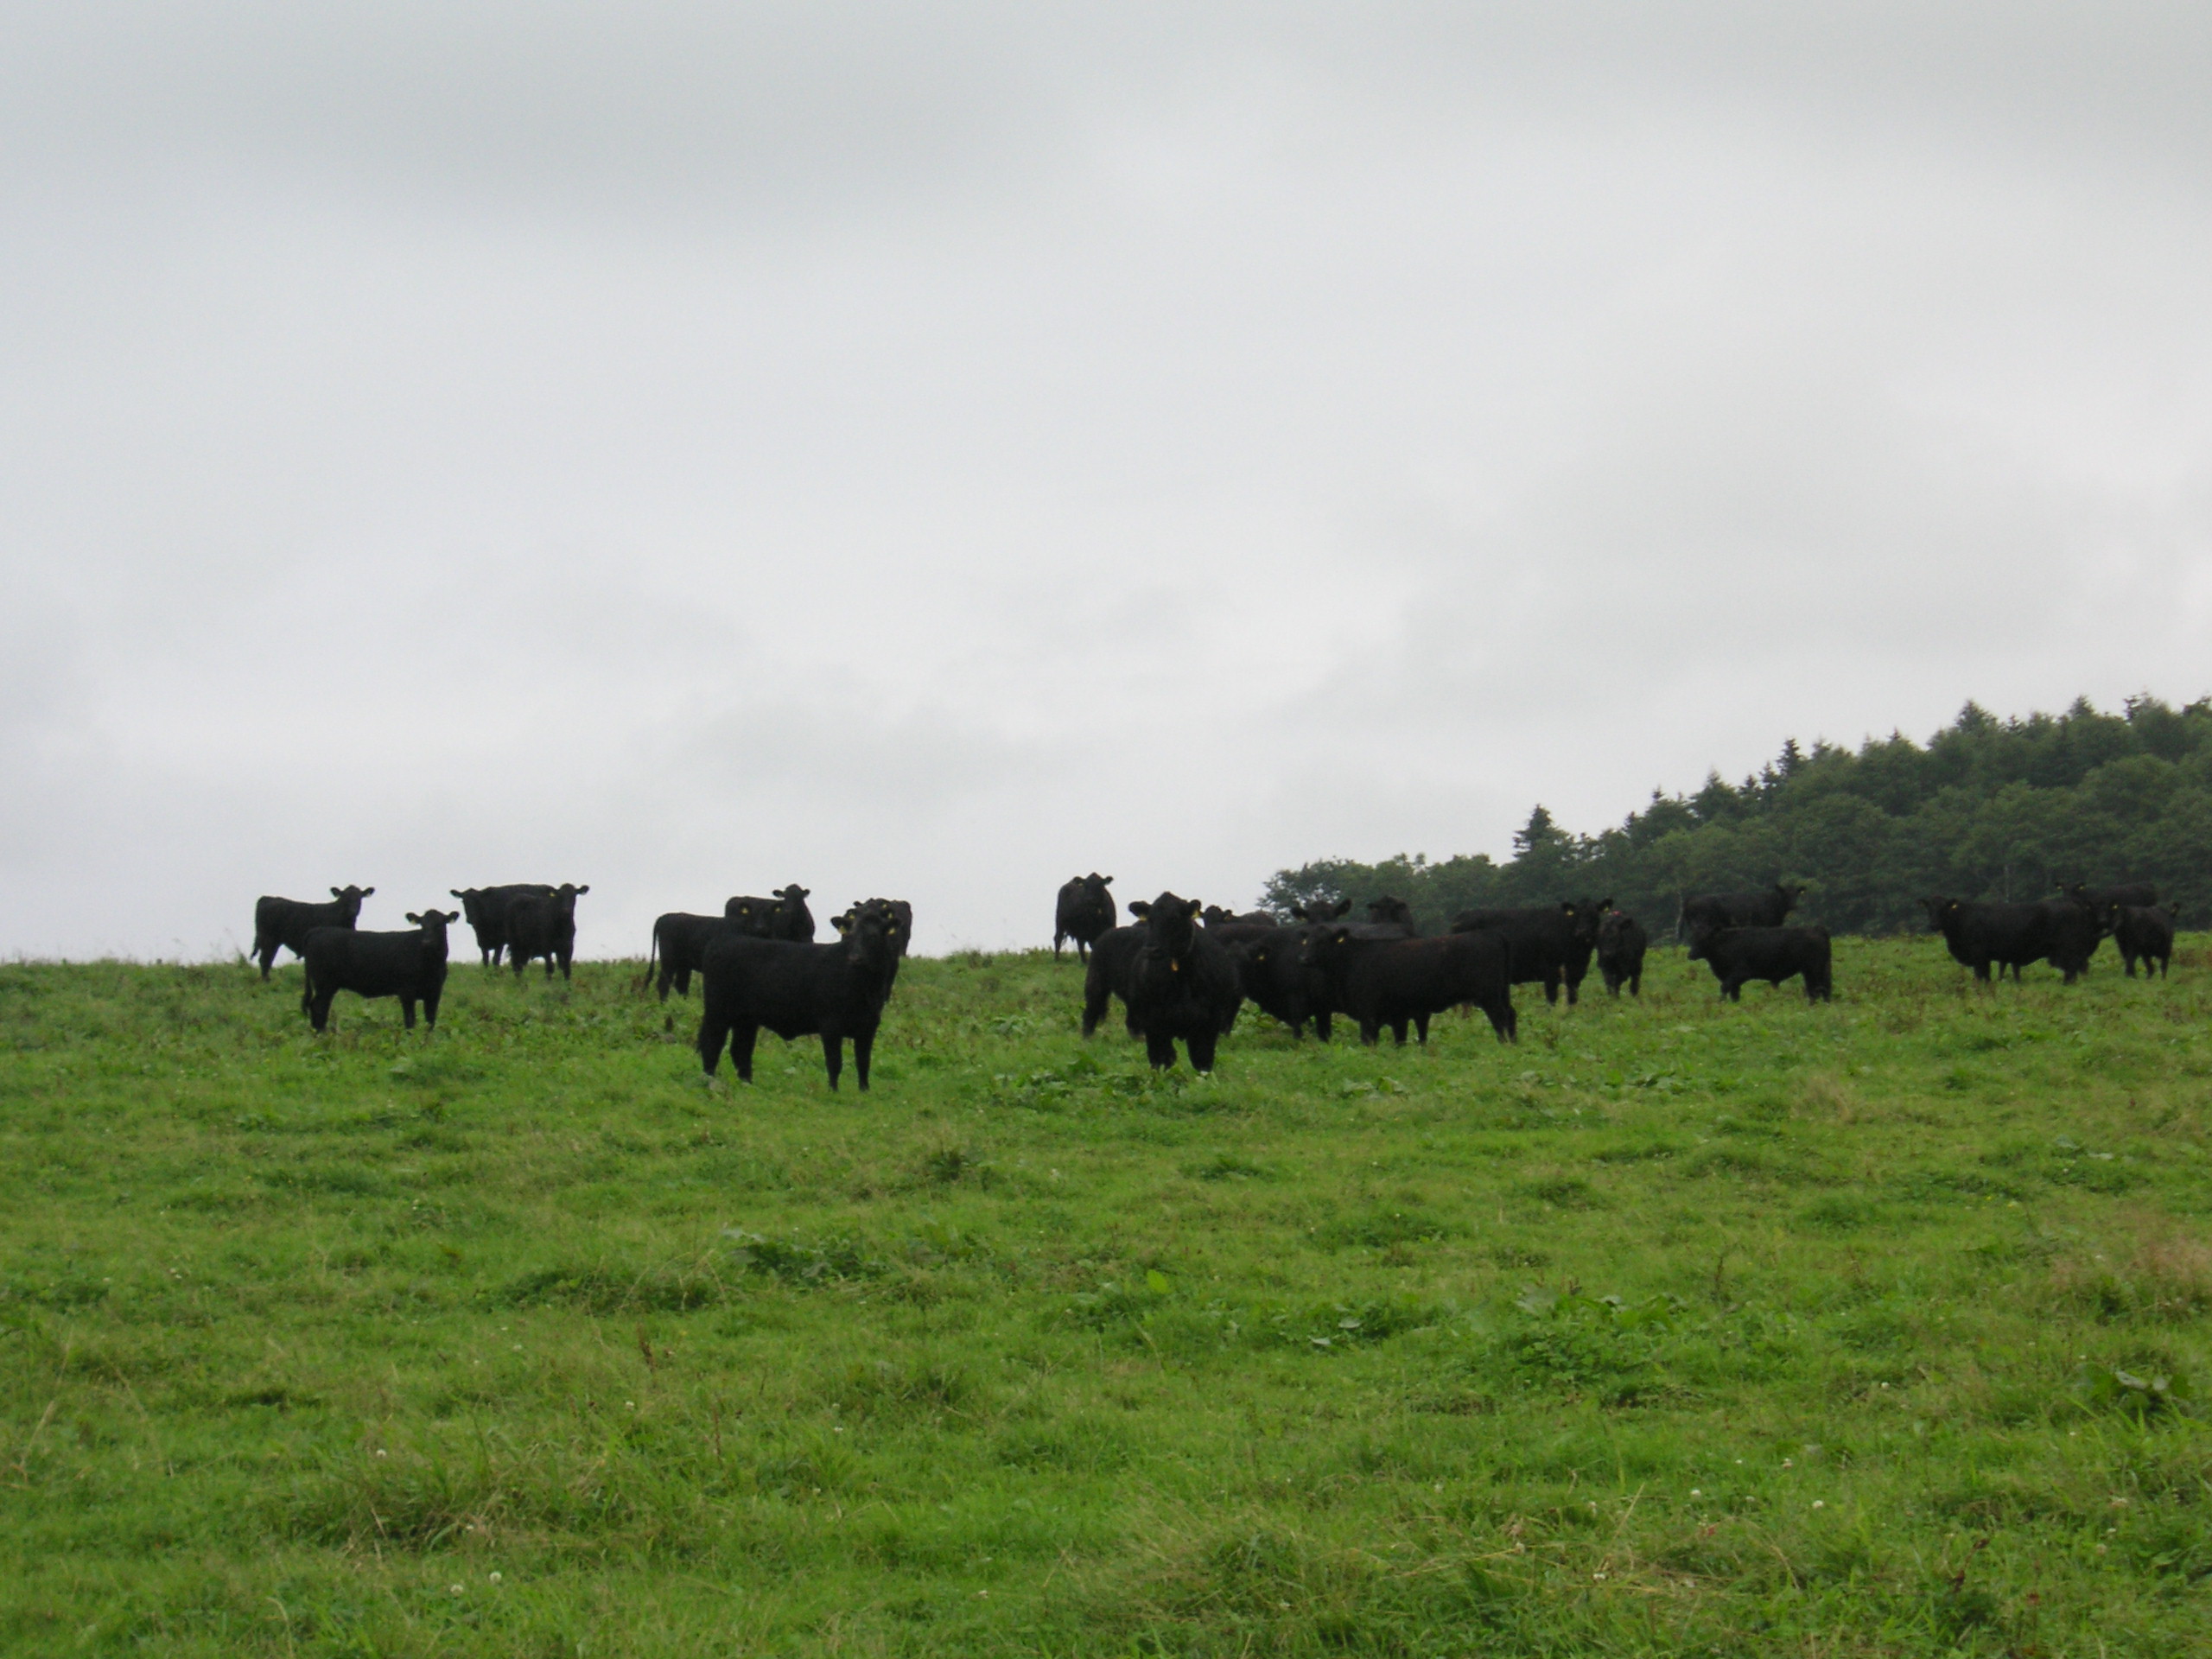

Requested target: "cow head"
[
  {"left": 1560, "top": 899, "right": 1607, "bottom": 946},
  {"left": 1366, "top": 895, "right": 1414, "bottom": 928},
  {"left": 1201, "top": 905, "right": 1236, "bottom": 928},
  {"left": 405, "top": 908, "right": 461, "bottom": 954},
  {"left": 1300, "top": 923, "right": 1352, "bottom": 975},
  {"left": 330, "top": 885, "right": 374, "bottom": 922},
  {"left": 550, "top": 882, "right": 588, "bottom": 917},
  {"left": 1776, "top": 882, "right": 1807, "bottom": 915},
  {"left": 1598, "top": 907, "right": 1635, "bottom": 944},
  {"left": 1293, "top": 898, "right": 1351, "bottom": 924},
  {"left": 831, "top": 900, "right": 893, "bottom": 978},
  {"left": 1141, "top": 892, "right": 1203, "bottom": 963},
  {"left": 1127, "top": 899, "right": 1152, "bottom": 922},
  {"left": 1919, "top": 895, "right": 1958, "bottom": 931}
]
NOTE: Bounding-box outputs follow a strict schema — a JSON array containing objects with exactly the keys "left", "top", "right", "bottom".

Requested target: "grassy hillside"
[{"left": 4, "top": 944, "right": 2211, "bottom": 1655}]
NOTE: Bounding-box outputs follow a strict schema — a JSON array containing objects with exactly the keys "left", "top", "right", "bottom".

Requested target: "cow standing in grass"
[
  {"left": 505, "top": 884, "right": 589, "bottom": 980},
  {"left": 1304, "top": 925, "right": 1517, "bottom": 1046},
  {"left": 1597, "top": 909, "right": 1647, "bottom": 996},
  {"left": 697, "top": 901, "right": 896, "bottom": 1090},
  {"left": 1122, "top": 892, "right": 1241, "bottom": 1071},
  {"left": 1449, "top": 900, "right": 1605, "bottom": 1006},
  {"left": 1688, "top": 924, "right": 1832, "bottom": 1002},
  {"left": 450, "top": 884, "right": 555, "bottom": 968},
  {"left": 251, "top": 885, "right": 373, "bottom": 979},
  {"left": 644, "top": 912, "right": 728, "bottom": 1001},
  {"left": 1921, "top": 896, "right": 2099, "bottom": 984},
  {"left": 300, "top": 908, "right": 457, "bottom": 1032},
  {"left": 1054, "top": 874, "right": 1116, "bottom": 963},
  {"left": 2111, "top": 904, "right": 2178, "bottom": 979}
]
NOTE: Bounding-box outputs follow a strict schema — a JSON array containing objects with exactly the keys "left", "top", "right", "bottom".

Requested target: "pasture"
[{"left": 3, "top": 940, "right": 2210, "bottom": 1655}]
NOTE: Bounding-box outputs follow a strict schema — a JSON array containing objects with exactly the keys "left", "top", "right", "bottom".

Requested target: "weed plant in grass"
[{"left": 3, "top": 941, "right": 2212, "bottom": 1654}]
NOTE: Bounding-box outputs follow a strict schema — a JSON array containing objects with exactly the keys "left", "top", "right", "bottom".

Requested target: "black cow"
[
  {"left": 300, "top": 908, "right": 457, "bottom": 1032},
  {"left": 1919, "top": 896, "right": 2100, "bottom": 984},
  {"left": 1681, "top": 883, "right": 1805, "bottom": 937},
  {"left": 725, "top": 885, "right": 816, "bottom": 942},
  {"left": 1232, "top": 929, "right": 1334, "bottom": 1041},
  {"left": 251, "top": 885, "right": 373, "bottom": 979},
  {"left": 1080, "top": 920, "right": 1152, "bottom": 1039},
  {"left": 696, "top": 902, "right": 895, "bottom": 1090},
  {"left": 1597, "top": 909, "right": 1647, "bottom": 997},
  {"left": 643, "top": 912, "right": 728, "bottom": 1001},
  {"left": 2111, "top": 903, "right": 2178, "bottom": 979},
  {"left": 1054, "top": 874, "right": 1116, "bottom": 963},
  {"left": 865, "top": 897, "right": 914, "bottom": 992},
  {"left": 505, "top": 883, "right": 589, "bottom": 979},
  {"left": 2069, "top": 881, "right": 2158, "bottom": 921},
  {"left": 1688, "top": 925, "right": 1831, "bottom": 1002},
  {"left": 1122, "top": 892, "right": 1242, "bottom": 1070},
  {"left": 1202, "top": 906, "right": 1276, "bottom": 929},
  {"left": 449, "top": 884, "right": 555, "bottom": 968},
  {"left": 1291, "top": 899, "right": 1352, "bottom": 924},
  {"left": 1305, "top": 925, "right": 1517, "bottom": 1046},
  {"left": 1364, "top": 895, "right": 1417, "bottom": 931},
  {"left": 1448, "top": 900, "right": 1605, "bottom": 1006}
]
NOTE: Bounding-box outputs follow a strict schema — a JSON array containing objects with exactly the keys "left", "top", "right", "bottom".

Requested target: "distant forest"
[{"left": 1262, "top": 696, "right": 2212, "bottom": 937}]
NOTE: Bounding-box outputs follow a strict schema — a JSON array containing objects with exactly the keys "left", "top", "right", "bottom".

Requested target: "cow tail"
[{"left": 637, "top": 921, "right": 659, "bottom": 995}]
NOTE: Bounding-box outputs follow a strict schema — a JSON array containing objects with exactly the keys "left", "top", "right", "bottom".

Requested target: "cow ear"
[
  {"left": 1185, "top": 899, "right": 1203, "bottom": 919},
  {"left": 1103, "top": 875, "right": 1114, "bottom": 884},
  {"left": 1128, "top": 900, "right": 1150, "bottom": 918},
  {"left": 575, "top": 885, "right": 589, "bottom": 894},
  {"left": 406, "top": 912, "right": 422, "bottom": 924},
  {"left": 444, "top": 910, "right": 461, "bottom": 923},
  {"left": 332, "top": 887, "right": 343, "bottom": 898},
  {"left": 833, "top": 913, "right": 852, "bottom": 935},
  {"left": 450, "top": 888, "right": 465, "bottom": 899},
  {"left": 364, "top": 887, "right": 374, "bottom": 895}
]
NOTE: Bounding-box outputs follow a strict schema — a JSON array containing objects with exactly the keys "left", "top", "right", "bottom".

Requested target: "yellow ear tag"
[{"left": 1171, "top": 960, "right": 1179, "bottom": 972}]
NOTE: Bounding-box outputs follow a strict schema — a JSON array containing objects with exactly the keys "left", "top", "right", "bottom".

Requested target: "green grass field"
[{"left": 4, "top": 938, "right": 2211, "bottom": 1656}]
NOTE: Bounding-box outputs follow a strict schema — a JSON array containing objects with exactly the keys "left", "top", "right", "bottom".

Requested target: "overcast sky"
[{"left": 4, "top": 3, "right": 2210, "bottom": 959}]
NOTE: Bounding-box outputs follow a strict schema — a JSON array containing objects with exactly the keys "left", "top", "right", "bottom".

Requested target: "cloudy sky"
[{"left": 4, "top": 3, "right": 2209, "bottom": 958}]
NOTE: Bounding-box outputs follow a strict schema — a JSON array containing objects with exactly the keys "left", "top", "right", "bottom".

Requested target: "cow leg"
[
  {"left": 1564, "top": 976, "right": 1580, "bottom": 1007},
  {"left": 511, "top": 952, "right": 526, "bottom": 978},
  {"left": 558, "top": 948, "right": 572, "bottom": 982},
  {"left": 1722, "top": 978, "right": 1743, "bottom": 1001},
  {"left": 731, "top": 1023, "right": 760, "bottom": 1083},
  {"left": 1629, "top": 971, "right": 1641, "bottom": 996},
  {"left": 1542, "top": 972, "right": 1560, "bottom": 1007},
  {"left": 1414, "top": 1012, "right": 1431, "bottom": 1046},
  {"left": 852, "top": 1030, "right": 874, "bottom": 1091},
  {"left": 400, "top": 997, "right": 417, "bottom": 1030},
  {"left": 1143, "top": 1027, "right": 1176, "bottom": 1068},
  {"left": 1186, "top": 1029, "right": 1217, "bottom": 1072},
  {"left": 696, "top": 1012, "right": 727, "bottom": 1076},
  {"left": 255, "top": 940, "right": 276, "bottom": 980},
  {"left": 423, "top": 987, "right": 442, "bottom": 1028},
  {"left": 1052, "top": 932, "right": 1065, "bottom": 961},
  {"left": 307, "top": 990, "right": 334, "bottom": 1033},
  {"left": 822, "top": 1033, "right": 843, "bottom": 1090},
  {"left": 1483, "top": 995, "right": 1516, "bottom": 1044},
  {"left": 1314, "top": 1010, "right": 1332, "bottom": 1043},
  {"left": 1358, "top": 1019, "right": 1380, "bottom": 1046},
  {"left": 543, "top": 953, "right": 556, "bottom": 980}
]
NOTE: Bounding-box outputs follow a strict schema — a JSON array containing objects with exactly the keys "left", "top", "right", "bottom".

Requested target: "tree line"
[{"left": 1262, "top": 695, "right": 2212, "bottom": 937}]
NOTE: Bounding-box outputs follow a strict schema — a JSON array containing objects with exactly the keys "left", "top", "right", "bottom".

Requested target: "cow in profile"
[
  {"left": 251, "top": 886, "right": 373, "bottom": 979},
  {"left": 1918, "top": 895, "right": 2099, "bottom": 983},
  {"left": 1448, "top": 899, "right": 1605, "bottom": 1005},
  {"left": 725, "top": 885, "right": 815, "bottom": 942},
  {"left": 1123, "top": 893, "right": 1242, "bottom": 1070},
  {"left": 2111, "top": 903, "right": 2178, "bottom": 979},
  {"left": 1304, "top": 925, "right": 1516, "bottom": 1046},
  {"left": 1681, "top": 883, "right": 1805, "bottom": 938},
  {"left": 643, "top": 912, "right": 727, "bottom": 1001},
  {"left": 1054, "top": 874, "right": 1116, "bottom": 962},
  {"left": 697, "top": 901, "right": 895, "bottom": 1090},
  {"left": 1688, "top": 925, "right": 1832, "bottom": 1002},
  {"left": 450, "top": 884, "right": 555, "bottom": 968},
  {"left": 1081, "top": 916, "right": 1152, "bottom": 1040},
  {"left": 505, "top": 883, "right": 589, "bottom": 979},
  {"left": 1597, "top": 909, "right": 1647, "bottom": 996},
  {"left": 300, "top": 908, "right": 457, "bottom": 1032}
]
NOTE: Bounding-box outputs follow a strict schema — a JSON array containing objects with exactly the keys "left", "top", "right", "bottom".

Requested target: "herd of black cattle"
[{"left": 241, "top": 869, "right": 2182, "bottom": 1088}]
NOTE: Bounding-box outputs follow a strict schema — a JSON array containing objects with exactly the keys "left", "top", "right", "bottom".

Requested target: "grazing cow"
[
  {"left": 1687, "top": 925, "right": 1832, "bottom": 1002},
  {"left": 300, "top": 908, "right": 457, "bottom": 1032},
  {"left": 1681, "top": 883, "right": 1805, "bottom": 937},
  {"left": 1054, "top": 874, "right": 1116, "bottom": 963},
  {"left": 1365, "top": 895, "right": 1417, "bottom": 931},
  {"left": 1122, "top": 892, "right": 1242, "bottom": 1070},
  {"left": 2111, "top": 903, "right": 2178, "bottom": 979},
  {"left": 725, "top": 885, "right": 816, "bottom": 942},
  {"left": 1232, "top": 930, "right": 1335, "bottom": 1041},
  {"left": 1597, "top": 909, "right": 1647, "bottom": 997},
  {"left": 696, "top": 902, "right": 895, "bottom": 1090},
  {"left": 449, "top": 884, "right": 555, "bottom": 968},
  {"left": 1202, "top": 906, "right": 1276, "bottom": 929},
  {"left": 251, "top": 886, "right": 373, "bottom": 979},
  {"left": 1448, "top": 900, "right": 1606, "bottom": 1006},
  {"left": 1305, "top": 925, "right": 1517, "bottom": 1046},
  {"left": 505, "top": 884, "right": 589, "bottom": 979},
  {"left": 643, "top": 912, "right": 728, "bottom": 1001},
  {"left": 1919, "top": 896, "right": 2100, "bottom": 984}
]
